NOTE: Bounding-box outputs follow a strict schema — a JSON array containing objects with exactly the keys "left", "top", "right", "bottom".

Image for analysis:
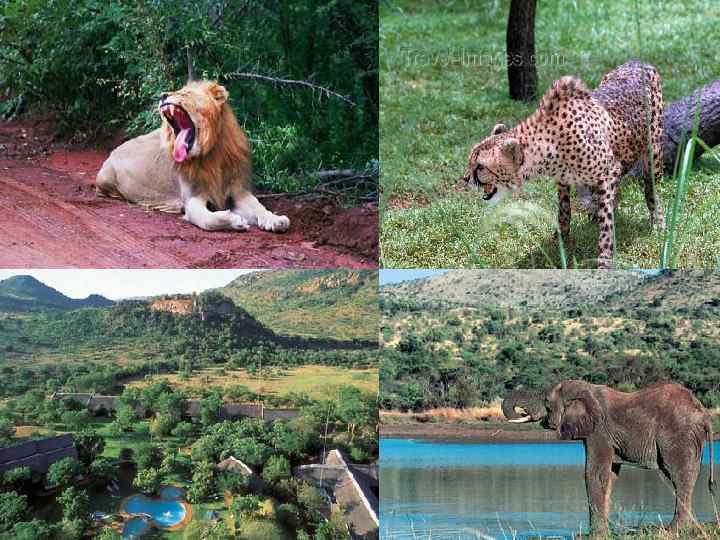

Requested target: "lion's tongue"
[{"left": 173, "top": 128, "right": 191, "bottom": 162}]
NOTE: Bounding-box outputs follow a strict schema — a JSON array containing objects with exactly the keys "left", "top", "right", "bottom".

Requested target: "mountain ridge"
[
  {"left": 217, "top": 270, "right": 378, "bottom": 341},
  {"left": 0, "top": 275, "right": 114, "bottom": 311}
]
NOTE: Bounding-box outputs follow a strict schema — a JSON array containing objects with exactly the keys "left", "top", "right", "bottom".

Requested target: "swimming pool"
[
  {"left": 120, "top": 485, "right": 190, "bottom": 533},
  {"left": 122, "top": 517, "right": 151, "bottom": 538}
]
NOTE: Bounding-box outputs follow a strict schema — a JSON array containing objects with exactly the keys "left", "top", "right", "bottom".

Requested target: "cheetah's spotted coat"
[{"left": 463, "top": 60, "right": 664, "bottom": 268}]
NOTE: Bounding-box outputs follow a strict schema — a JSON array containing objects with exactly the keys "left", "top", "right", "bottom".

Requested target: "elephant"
[{"left": 502, "top": 380, "right": 716, "bottom": 537}]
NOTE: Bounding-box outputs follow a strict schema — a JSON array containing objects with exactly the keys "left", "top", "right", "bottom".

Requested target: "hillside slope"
[
  {"left": 218, "top": 270, "right": 378, "bottom": 341},
  {"left": 380, "top": 270, "right": 720, "bottom": 411},
  {"left": 0, "top": 275, "right": 113, "bottom": 311},
  {"left": 381, "top": 270, "right": 648, "bottom": 309},
  {"left": 606, "top": 270, "right": 720, "bottom": 310}
]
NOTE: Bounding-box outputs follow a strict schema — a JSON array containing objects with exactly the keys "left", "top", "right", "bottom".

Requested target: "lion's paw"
[
  {"left": 230, "top": 215, "right": 250, "bottom": 231},
  {"left": 259, "top": 214, "right": 290, "bottom": 233}
]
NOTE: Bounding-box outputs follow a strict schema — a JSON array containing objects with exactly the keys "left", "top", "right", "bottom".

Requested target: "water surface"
[
  {"left": 380, "top": 438, "right": 719, "bottom": 539},
  {"left": 122, "top": 494, "right": 186, "bottom": 528},
  {"left": 122, "top": 517, "right": 151, "bottom": 539}
]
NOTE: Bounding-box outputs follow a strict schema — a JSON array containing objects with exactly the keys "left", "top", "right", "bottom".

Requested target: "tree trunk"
[
  {"left": 579, "top": 80, "right": 720, "bottom": 216},
  {"left": 662, "top": 80, "right": 720, "bottom": 168},
  {"left": 506, "top": 0, "right": 538, "bottom": 102}
]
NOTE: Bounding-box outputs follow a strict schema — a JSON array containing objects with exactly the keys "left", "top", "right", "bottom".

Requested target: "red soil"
[{"left": 0, "top": 120, "right": 378, "bottom": 269}]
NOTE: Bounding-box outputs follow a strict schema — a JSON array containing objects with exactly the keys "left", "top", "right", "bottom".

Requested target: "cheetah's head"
[{"left": 462, "top": 123, "right": 525, "bottom": 202}]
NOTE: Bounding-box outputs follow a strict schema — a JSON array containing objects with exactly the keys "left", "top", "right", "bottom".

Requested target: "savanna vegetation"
[
  {"left": 0, "top": 0, "right": 378, "bottom": 197},
  {"left": 380, "top": 0, "right": 720, "bottom": 268},
  {"left": 219, "top": 270, "right": 379, "bottom": 341},
  {"left": 380, "top": 270, "right": 720, "bottom": 412},
  {"left": 0, "top": 300, "right": 377, "bottom": 400},
  {"left": 0, "top": 276, "right": 378, "bottom": 538}
]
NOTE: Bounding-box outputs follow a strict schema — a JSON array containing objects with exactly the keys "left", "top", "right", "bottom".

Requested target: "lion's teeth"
[{"left": 169, "top": 105, "right": 175, "bottom": 117}]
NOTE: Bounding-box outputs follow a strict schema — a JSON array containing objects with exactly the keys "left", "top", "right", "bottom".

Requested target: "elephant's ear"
[{"left": 559, "top": 391, "right": 600, "bottom": 440}]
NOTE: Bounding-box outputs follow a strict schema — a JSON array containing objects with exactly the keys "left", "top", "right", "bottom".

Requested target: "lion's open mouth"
[{"left": 160, "top": 103, "right": 196, "bottom": 163}]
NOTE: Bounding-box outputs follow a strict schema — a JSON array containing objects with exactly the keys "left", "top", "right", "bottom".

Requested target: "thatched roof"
[
  {"left": 215, "top": 456, "right": 254, "bottom": 476},
  {"left": 0, "top": 434, "right": 77, "bottom": 475},
  {"left": 185, "top": 400, "right": 203, "bottom": 418},
  {"left": 220, "top": 403, "right": 263, "bottom": 420},
  {"left": 293, "top": 449, "right": 378, "bottom": 539},
  {"left": 263, "top": 408, "right": 300, "bottom": 421}
]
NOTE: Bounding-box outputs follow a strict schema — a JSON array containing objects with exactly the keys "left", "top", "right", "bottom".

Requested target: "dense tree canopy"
[
  {"left": 0, "top": 0, "right": 378, "bottom": 193},
  {"left": 381, "top": 292, "right": 720, "bottom": 411}
]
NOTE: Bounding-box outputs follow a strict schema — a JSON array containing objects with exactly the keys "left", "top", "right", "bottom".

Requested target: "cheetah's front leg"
[
  {"left": 596, "top": 173, "right": 619, "bottom": 269},
  {"left": 557, "top": 183, "right": 572, "bottom": 251}
]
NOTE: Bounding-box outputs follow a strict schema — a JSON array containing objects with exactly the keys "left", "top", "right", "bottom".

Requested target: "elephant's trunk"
[{"left": 501, "top": 389, "right": 547, "bottom": 423}]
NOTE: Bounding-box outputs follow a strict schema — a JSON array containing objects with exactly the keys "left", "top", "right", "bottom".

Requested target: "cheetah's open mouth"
[
  {"left": 159, "top": 102, "right": 196, "bottom": 163},
  {"left": 482, "top": 185, "right": 498, "bottom": 201}
]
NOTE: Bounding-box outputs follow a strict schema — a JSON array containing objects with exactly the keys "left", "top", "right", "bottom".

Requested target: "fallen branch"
[{"left": 225, "top": 72, "right": 356, "bottom": 106}]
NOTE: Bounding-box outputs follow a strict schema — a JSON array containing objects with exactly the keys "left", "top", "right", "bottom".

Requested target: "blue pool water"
[
  {"left": 122, "top": 494, "right": 186, "bottom": 528},
  {"left": 122, "top": 517, "right": 151, "bottom": 538},
  {"left": 380, "top": 438, "right": 720, "bottom": 539}
]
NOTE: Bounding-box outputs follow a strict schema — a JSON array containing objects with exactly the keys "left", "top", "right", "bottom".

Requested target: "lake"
[{"left": 380, "top": 438, "right": 719, "bottom": 539}]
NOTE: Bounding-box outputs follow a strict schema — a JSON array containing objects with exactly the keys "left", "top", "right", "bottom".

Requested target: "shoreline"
[
  {"left": 380, "top": 422, "right": 564, "bottom": 443},
  {"left": 381, "top": 422, "right": 720, "bottom": 444}
]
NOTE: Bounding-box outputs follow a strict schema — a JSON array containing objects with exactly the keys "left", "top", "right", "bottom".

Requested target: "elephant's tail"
[{"left": 707, "top": 418, "right": 716, "bottom": 494}]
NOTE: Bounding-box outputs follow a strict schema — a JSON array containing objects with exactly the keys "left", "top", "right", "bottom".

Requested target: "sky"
[
  {"left": 0, "top": 269, "right": 259, "bottom": 300},
  {"left": 379, "top": 269, "right": 449, "bottom": 286}
]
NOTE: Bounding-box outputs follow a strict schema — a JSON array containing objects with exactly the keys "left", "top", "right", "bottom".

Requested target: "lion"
[{"left": 95, "top": 80, "right": 290, "bottom": 232}]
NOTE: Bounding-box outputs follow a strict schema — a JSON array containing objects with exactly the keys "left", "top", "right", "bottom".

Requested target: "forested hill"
[
  {"left": 381, "top": 269, "right": 648, "bottom": 309},
  {"left": 218, "top": 270, "right": 378, "bottom": 341},
  {"left": 380, "top": 270, "right": 720, "bottom": 412},
  {"left": 605, "top": 270, "right": 720, "bottom": 311},
  {"left": 1, "top": 288, "right": 375, "bottom": 367},
  {"left": 0, "top": 275, "right": 113, "bottom": 311}
]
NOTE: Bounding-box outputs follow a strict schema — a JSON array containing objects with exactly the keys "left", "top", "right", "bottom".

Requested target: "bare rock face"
[
  {"left": 149, "top": 296, "right": 196, "bottom": 315},
  {"left": 579, "top": 80, "right": 720, "bottom": 217}
]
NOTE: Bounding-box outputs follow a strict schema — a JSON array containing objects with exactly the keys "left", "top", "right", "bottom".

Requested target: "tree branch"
[
  {"left": 0, "top": 51, "right": 26, "bottom": 68},
  {"left": 186, "top": 47, "right": 194, "bottom": 82},
  {"left": 225, "top": 72, "right": 356, "bottom": 106}
]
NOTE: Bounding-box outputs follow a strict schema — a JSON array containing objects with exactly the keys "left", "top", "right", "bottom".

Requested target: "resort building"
[
  {"left": 294, "top": 449, "right": 379, "bottom": 539},
  {"left": 0, "top": 434, "right": 78, "bottom": 481},
  {"left": 215, "top": 455, "right": 264, "bottom": 491}
]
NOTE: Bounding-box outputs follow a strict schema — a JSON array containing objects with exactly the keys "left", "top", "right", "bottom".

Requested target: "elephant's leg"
[
  {"left": 584, "top": 440, "right": 617, "bottom": 538},
  {"left": 659, "top": 443, "right": 701, "bottom": 531}
]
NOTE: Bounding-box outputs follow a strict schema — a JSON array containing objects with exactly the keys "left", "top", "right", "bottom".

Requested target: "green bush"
[{"left": 0, "top": 0, "right": 377, "bottom": 193}]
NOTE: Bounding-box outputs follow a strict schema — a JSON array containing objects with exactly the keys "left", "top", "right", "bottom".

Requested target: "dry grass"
[
  {"left": 14, "top": 425, "right": 45, "bottom": 438},
  {"left": 381, "top": 400, "right": 505, "bottom": 423},
  {"left": 126, "top": 364, "right": 378, "bottom": 400}
]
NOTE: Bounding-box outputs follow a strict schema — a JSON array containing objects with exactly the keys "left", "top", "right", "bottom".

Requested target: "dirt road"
[{"left": 0, "top": 121, "right": 378, "bottom": 268}]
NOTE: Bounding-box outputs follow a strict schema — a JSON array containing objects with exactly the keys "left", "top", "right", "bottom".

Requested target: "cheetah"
[{"left": 462, "top": 60, "right": 664, "bottom": 268}]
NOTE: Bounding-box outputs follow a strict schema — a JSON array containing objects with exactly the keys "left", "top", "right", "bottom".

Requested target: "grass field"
[
  {"left": 380, "top": 0, "right": 720, "bottom": 268},
  {"left": 125, "top": 364, "right": 378, "bottom": 399}
]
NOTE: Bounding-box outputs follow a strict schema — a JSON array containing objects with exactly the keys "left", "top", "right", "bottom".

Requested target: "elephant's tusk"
[{"left": 508, "top": 416, "right": 532, "bottom": 423}]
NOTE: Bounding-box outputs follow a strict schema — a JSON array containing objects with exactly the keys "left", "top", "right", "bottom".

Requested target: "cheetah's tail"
[{"left": 539, "top": 76, "right": 591, "bottom": 113}]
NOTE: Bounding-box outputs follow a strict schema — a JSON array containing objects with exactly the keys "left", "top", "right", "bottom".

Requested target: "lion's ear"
[{"left": 209, "top": 83, "right": 229, "bottom": 105}]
